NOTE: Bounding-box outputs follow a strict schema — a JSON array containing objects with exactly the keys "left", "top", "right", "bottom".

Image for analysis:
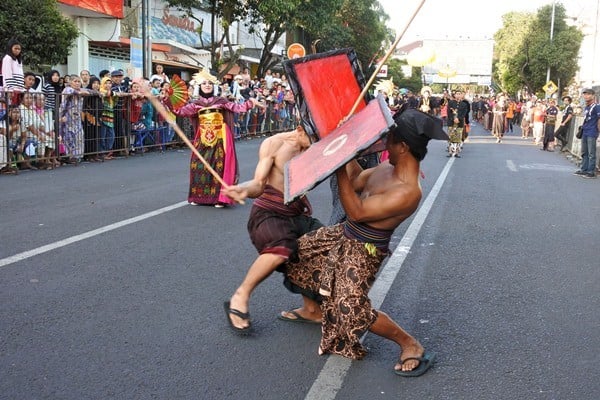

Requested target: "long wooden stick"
[
  {"left": 144, "top": 91, "right": 244, "bottom": 204},
  {"left": 346, "top": 0, "right": 427, "bottom": 118}
]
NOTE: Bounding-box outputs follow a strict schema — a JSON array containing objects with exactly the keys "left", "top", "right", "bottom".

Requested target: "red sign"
[
  {"left": 58, "top": 0, "right": 123, "bottom": 18},
  {"left": 284, "top": 96, "right": 394, "bottom": 204}
]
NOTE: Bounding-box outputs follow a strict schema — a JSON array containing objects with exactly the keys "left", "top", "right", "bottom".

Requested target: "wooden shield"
[
  {"left": 284, "top": 96, "right": 394, "bottom": 204},
  {"left": 283, "top": 48, "right": 369, "bottom": 140}
]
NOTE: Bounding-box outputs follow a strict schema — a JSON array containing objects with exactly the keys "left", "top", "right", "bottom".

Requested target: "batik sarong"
[{"left": 285, "top": 222, "right": 392, "bottom": 359}]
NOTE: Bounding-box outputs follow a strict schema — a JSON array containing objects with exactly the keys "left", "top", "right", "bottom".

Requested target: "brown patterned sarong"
[{"left": 285, "top": 223, "right": 390, "bottom": 359}]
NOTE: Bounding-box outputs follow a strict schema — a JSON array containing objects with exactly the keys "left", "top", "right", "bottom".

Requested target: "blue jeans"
[
  {"left": 100, "top": 124, "right": 115, "bottom": 152},
  {"left": 580, "top": 135, "right": 598, "bottom": 174}
]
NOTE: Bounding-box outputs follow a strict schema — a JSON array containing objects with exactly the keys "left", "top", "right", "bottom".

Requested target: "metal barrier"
[{"left": 0, "top": 90, "right": 296, "bottom": 174}]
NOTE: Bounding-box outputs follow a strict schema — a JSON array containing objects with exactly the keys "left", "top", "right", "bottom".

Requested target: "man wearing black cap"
[
  {"left": 109, "top": 69, "right": 129, "bottom": 153},
  {"left": 574, "top": 88, "right": 600, "bottom": 178},
  {"left": 283, "top": 107, "right": 447, "bottom": 377},
  {"left": 555, "top": 96, "right": 573, "bottom": 151}
]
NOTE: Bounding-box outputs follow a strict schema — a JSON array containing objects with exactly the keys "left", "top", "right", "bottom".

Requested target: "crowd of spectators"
[{"left": 0, "top": 40, "right": 299, "bottom": 175}]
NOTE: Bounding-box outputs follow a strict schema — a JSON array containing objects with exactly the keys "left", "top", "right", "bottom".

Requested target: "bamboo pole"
[{"left": 144, "top": 91, "right": 244, "bottom": 204}]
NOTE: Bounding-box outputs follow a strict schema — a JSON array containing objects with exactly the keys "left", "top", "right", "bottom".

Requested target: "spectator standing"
[
  {"left": 542, "top": 99, "right": 558, "bottom": 151},
  {"left": 109, "top": 69, "right": 129, "bottom": 153},
  {"left": 2, "top": 38, "right": 24, "bottom": 93},
  {"left": 150, "top": 64, "right": 169, "bottom": 84},
  {"left": 33, "top": 93, "right": 57, "bottom": 168},
  {"left": 573, "top": 88, "right": 600, "bottom": 178},
  {"left": 80, "top": 69, "right": 91, "bottom": 88},
  {"left": 5, "top": 106, "right": 24, "bottom": 171},
  {"left": 532, "top": 102, "right": 545, "bottom": 145},
  {"left": 82, "top": 76, "right": 102, "bottom": 161},
  {"left": 554, "top": 96, "right": 573, "bottom": 151},
  {"left": 43, "top": 70, "right": 62, "bottom": 111},
  {"left": 99, "top": 76, "right": 119, "bottom": 160},
  {"left": 59, "top": 75, "right": 88, "bottom": 164},
  {"left": 19, "top": 92, "right": 44, "bottom": 169}
]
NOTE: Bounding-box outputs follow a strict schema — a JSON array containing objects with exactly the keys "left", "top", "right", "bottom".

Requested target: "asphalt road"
[{"left": 1, "top": 122, "right": 599, "bottom": 400}]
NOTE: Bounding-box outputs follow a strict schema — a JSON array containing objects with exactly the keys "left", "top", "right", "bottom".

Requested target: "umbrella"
[{"left": 406, "top": 46, "right": 436, "bottom": 67}]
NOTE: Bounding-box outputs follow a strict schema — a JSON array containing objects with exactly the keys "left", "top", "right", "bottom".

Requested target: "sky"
[{"left": 378, "top": 0, "right": 588, "bottom": 44}]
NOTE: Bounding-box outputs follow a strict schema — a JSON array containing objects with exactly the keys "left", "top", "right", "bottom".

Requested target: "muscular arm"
[
  {"left": 223, "top": 138, "right": 277, "bottom": 202},
  {"left": 345, "top": 159, "right": 375, "bottom": 192},
  {"left": 335, "top": 164, "right": 420, "bottom": 227}
]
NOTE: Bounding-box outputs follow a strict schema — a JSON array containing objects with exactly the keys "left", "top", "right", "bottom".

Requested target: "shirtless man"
[
  {"left": 223, "top": 125, "right": 323, "bottom": 334},
  {"left": 285, "top": 107, "right": 447, "bottom": 377}
]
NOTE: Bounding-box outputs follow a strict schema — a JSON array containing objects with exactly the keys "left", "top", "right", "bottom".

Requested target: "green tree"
[
  {"left": 165, "top": 0, "right": 248, "bottom": 77},
  {"left": 246, "top": 0, "right": 343, "bottom": 77},
  {"left": 493, "top": 3, "right": 583, "bottom": 97},
  {"left": 313, "top": 0, "right": 391, "bottom": 75},
  {"left": 0, "top": 0, "right": 79, "bottom": 69},
  {"left": 386, "top": 58, "right": 422, "bottom": 93}
]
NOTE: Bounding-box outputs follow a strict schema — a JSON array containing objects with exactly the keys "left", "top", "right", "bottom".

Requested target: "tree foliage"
[
  {"left": 493, "top": 4, "right": 583, "bottom": 97},
  {"left": 165, "top": 0, "right": 396, "bottom": 81},
  {"left": 246, "top": 0, "right": 343, "bottom": 77},
  {"left": 0, "top": 0, "right": 79, "bottom": 69},
  {"left": 313, "top": 0, "right": 391, "bottom": 75},
  {"left": 165, "top": 0, "right": 248, "bottom": 77}
]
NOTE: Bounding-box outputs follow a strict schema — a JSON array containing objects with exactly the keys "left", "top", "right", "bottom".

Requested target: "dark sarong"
[
  {"left": 285, "top": 222, "right": 391, "bottom": 359},
  {"left": 248, "top": 185, "right": 322, "bottom": 260}
]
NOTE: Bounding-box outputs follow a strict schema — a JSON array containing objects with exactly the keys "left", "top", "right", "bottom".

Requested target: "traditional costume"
[
  {"left": 248, "top": 185, "right": 323, "bottom": 261},
  {"left": 284, "top": 108, "right": 448, "bottom": 360},
  {"left": 285, "top": 222, "right": 392, "bottom": 359},
  {"left": 169, "top": 69, "right": 255, "bottom": 206}
]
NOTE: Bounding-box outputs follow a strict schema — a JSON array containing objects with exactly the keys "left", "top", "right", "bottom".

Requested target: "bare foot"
[
  {"left": 394, "top": 343, "right": 425, "bottom": 373},
  {"left": 227, "top": 293, "right": 250, "bottom": 330},
  {"left": 279, "top": 308, "right": 321, "bottom": 323}
]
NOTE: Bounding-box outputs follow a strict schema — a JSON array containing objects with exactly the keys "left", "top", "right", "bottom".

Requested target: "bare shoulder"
[{"left": 259, "top": 135, "right": 284, "bottom": 157}]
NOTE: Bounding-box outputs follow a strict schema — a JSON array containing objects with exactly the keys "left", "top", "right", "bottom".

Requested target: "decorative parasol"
[
  {"left": 437, "top": 66, "right": 457, "bottom": 91},
  {"left": 406, "top": 46, "right": 436, "bottom": 67}
]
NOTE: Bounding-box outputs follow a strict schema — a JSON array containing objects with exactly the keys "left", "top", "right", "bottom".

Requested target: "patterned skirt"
[{"left": 285, "top": 224, "right": 387, "bottom": 359}]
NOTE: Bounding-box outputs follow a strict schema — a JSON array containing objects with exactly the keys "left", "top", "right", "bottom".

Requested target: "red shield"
[
  {"left": 283, "top": 49, "right": 369, "bottom": 140},
  {"left": 284, "top": 96, "right": 394, "bottom": 204}
]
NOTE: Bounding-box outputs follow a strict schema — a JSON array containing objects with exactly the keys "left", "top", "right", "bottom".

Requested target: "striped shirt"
[{"left": 1, "top": 55, "right": 24, "bottom": 90}]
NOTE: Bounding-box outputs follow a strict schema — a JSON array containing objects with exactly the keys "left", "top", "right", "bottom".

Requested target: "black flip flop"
[
  {"left": 394, "top": 351, "right": 436, "bottom": 377},
  {"left": 277, "top": 310, "right": 320, "bottom": 324},
  {"left": 223, "top": 301, "right": 252, "bottom": 335}
]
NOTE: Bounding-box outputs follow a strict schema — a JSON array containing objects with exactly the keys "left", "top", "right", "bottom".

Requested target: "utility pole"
[
  {"left": 546, "top": 0, "right": 556, "bottom": 84},
  {"left": 141, "top": 0, "right": 151, "bottom": 78}
]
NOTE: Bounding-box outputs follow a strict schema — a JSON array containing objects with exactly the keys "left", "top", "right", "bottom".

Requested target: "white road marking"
[
  {"left": 518, "top": 163, "right": 573, "bottom": 172},
  {"left": 304, "top": 157, "right": 455, "bottom": 400},
  {"left": 507, "top": 159, "right": 518, "bottom": 172},
  {"left": 0, "top": 201, "right": 189, "bottom": 268}
]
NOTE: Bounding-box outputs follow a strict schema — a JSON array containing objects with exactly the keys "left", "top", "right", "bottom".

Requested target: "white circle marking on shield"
[{"left": 323, "top": 135, "right": 348, "bottom": 156}]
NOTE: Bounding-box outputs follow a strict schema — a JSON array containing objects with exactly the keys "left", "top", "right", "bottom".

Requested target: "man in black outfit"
[{"left": 554, "top": 96, "right": 573, "bottom": 151}]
